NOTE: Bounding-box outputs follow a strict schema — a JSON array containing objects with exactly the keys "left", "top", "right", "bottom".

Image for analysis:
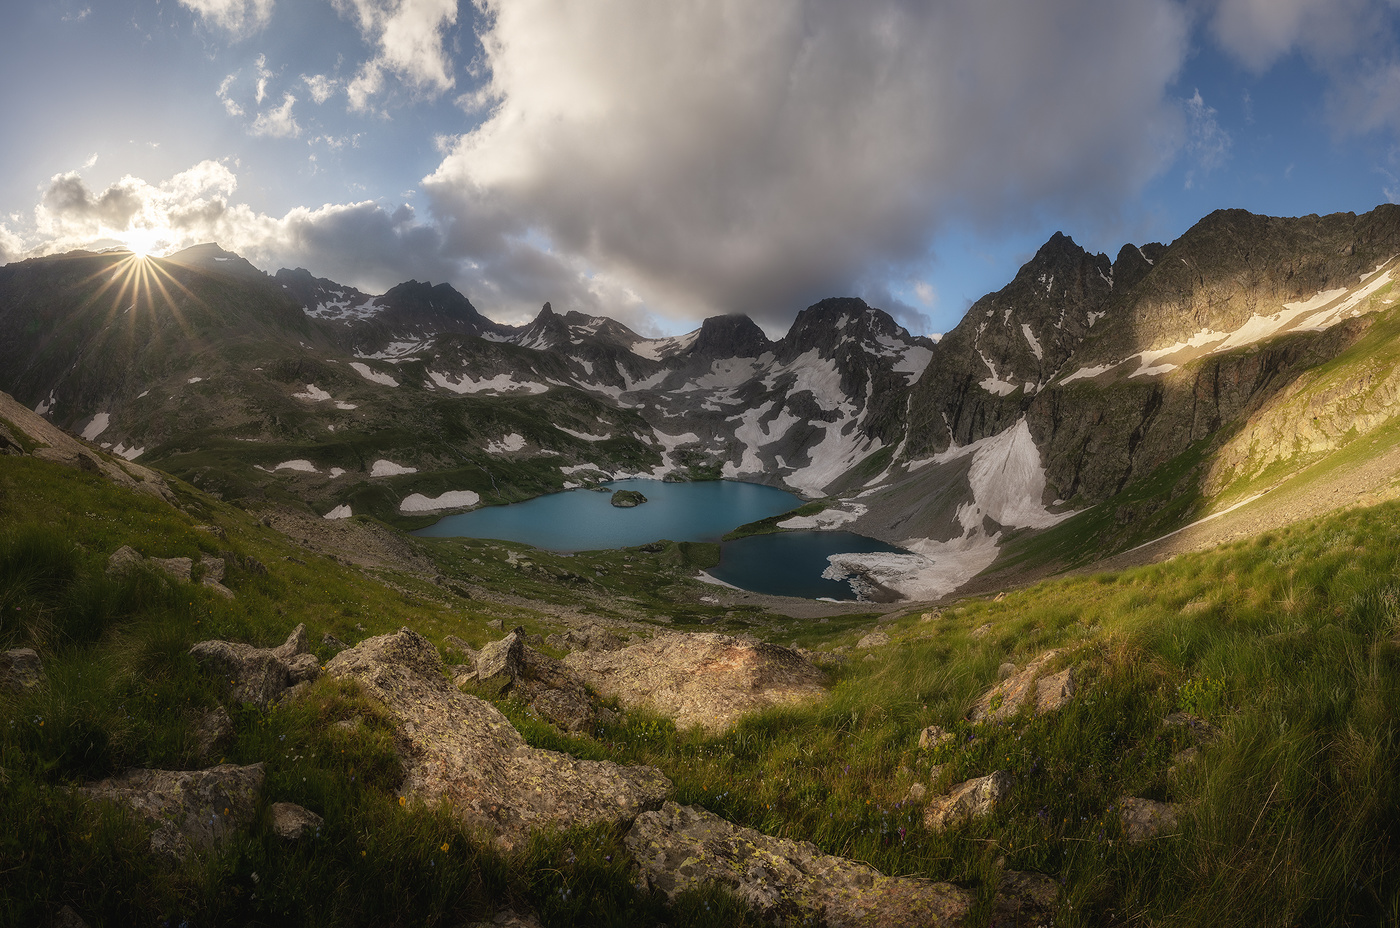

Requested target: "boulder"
[
  {"left": 627, "top": 801, "right": 971, "bottom": 927},
  {"left": 856, "top": 630, "right": 890, "bottom": 649},
  {"left": 105, "top": 545, "right": 145, "bottom": 577},
  {"left": 970, "top": 650, "right": 1076, "bottom": 723},
  {"left": 149, "top": 556, "right": 193, "bottom": 583},
  {"left": 1117, "top": 797, "right": 1179, "bottom": 842},
  {"left": 924, "top": 770, "right": 1011, "bottom": 832},
  {"left": 79, "top": 763, "right": 265, "bottom": 861},
  {"left": 324, "top": 628, "right": 670, "bottom": 851},
  {"left": 271, "top": 801, "right": 324, "bottom": 840},
  {"left": 189, "top": 624, "right": 317, "bottom": 708},
  {"left": 563, "top": 632, "right": 828, "bottom": 734},
  {"left": 545, "top": 623, "right": 624, "bottom": 654},
  {"left": 476, "top": 628, "right": 526, "bottom": 691},
  {"left": 0, "top": 648, "right": 45, "bottom": 693}
]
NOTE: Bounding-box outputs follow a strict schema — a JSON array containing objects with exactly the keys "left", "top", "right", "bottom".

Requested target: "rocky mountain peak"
[
  {"left": 164, "top": 243, "right": 267, "bottom": 282},
  {"left": 688, "top": 314, "right": 772, "bottom": 360},
  {"left": 779, "top": 297, "right": 905, "bottom": 361}
]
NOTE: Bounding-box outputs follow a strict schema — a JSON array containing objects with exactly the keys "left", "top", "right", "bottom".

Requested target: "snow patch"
[
  {"left": 112, "top": 443, "right": 144, "bottom": 461},
  {"left": 187, "top": 376, "right": 203, "bottom": 384},
  {"left": 323, "top": 505, "right": 352, "bottom": 520},
  {"left": 293, "top": 384, "right": 332, "bottom": 402},
  {"left": 779, "top": 502, "right": 868, "bottom": 530},
  {"left": 328, "top": 467, "right": 346, "bottom": 478},
  {"left": 557, "top": 426, "right": 612, "bottom": 442},
  {"left": 487, "top": 433, "right": 527, "bottom": 454},
  {"left": 560, "top": 462, "right": 603, "bottom": 475},
  {"left": 429, "top": 372, "right": 549, "bottom": 395},
  {"left": 274, "top": 459, "right": 318, "bottom": 473},
  {"left": 34, "top": 392, "right": 55, "bottom": 416},
  {"left": 81, "top": 412, "right": 110, "bottom": 441},
  {"left": 1058, "top": 363, "right": 1117, "bottom": 385},
  {"left": 349, "top": 362, "right": 399, "bottom": 387},
  {"left": 399, "top": 490, "right": 481, "bottom": 513},
  {"left": 370, "top": 459, "right": 417, "bottom": 477},
  {"left": 631, "top": 329, "right": 698, "bottom": 361},
  {"left": 335, "top": 401, "right": 358, "bottom": 410},
  {"left": 1021, "top": 323, "right": 1043, "bottom": 360}
]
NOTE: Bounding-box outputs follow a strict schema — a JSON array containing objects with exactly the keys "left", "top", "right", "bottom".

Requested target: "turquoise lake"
[{"left": 412, "top": 478, "right": 906, "bottom": 600}]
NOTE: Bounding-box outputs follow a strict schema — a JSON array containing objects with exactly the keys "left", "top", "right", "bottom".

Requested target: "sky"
[{"left": 4, "top": 0, "right": 1400, "bottom": 339}]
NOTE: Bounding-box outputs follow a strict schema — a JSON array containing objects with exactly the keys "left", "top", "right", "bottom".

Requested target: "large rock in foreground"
[
  {"left": 627, "top": 801, "right": 971, "bottom": 927},
  {"left": 325, "top": 628, "right": 670, "bottom": 850},
  {"left": 78, "top": 763, "right": 265, "bottom": 861},
  {"left": 189, "top": 624, "right": 320, "bottom": 708},
  {"left": 563, "top": 632, "right": 828, "bottom": 733},
  {"left": 970, "top": 650, "right": 1076, "bottom": 723}
]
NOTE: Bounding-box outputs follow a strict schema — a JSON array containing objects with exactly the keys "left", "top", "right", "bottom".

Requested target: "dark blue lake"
[
  {"left": 413, "top": 478, "right": 906, "bottom": 600},
  {"left": 707, "top": 531, "right": 906, "bottom": 600},
  {"left": 413, "top": 478, "right": 802, "bottom": 550}
]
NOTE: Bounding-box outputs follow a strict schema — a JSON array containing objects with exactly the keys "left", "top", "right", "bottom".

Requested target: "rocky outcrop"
[
  {"left": 325, "top": 628, "right": 670, "bottom": 850},
  {"left": 856, "top": 630, "right": 890, "bottom": 649},
  {"left": 469, "top": 628, "right": 613, "bottom": 733},
  {"left": 0, "top": 647, "right": 45, "bottom": 693},
  {"left": 189, "top": 624, "right": 320, "bottom": 708},
  {"left": 609, "top": 489, "right": 647, "bottom": 508},
  {"left": 1117, "top": 797, "right": 1180, "bottom": 842},
  {"left": 924, "top": 771, "right": 1011, "bottom": 832},
  {"left": 79, "top": 763, "right": 265, "bottom": 861},
  {"left": 107, "top": 545, "right": 236, "bottom": 598},
  {"left": 0, "top": 390, "right": 176, "bottom": 504},
  {"left": 563, "top": 632, "right": 828, "bottom": 733},
  {"left": 918, "top": 724, "right": 955, "bottom": 751},
  {"left": 627, "top": 801, "right": 971, "bottom": 927},
  {"left": 970, "top": 650, "right": 1076, "bottom": 723}
]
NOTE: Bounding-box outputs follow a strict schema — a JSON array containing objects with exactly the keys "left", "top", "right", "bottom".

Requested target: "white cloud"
[
  {"left": 179, "top": 0, "right": 275, "bottom": 38},
  {"left": 252, "top": 93, "right": 301, "bottom": 138},
  {"left": 423, "top": 0, "right": 1190, "bottom": 330},
  {"left": 217, "top": 74, "right": 245, "bottom": 116},
  {"left": 1183, "top": 89, "right": 1231, "bottom": 189},
  {"left": 302, "top": 73, "right": 339, "bottom": 104},
  {"left": 1209, "top": 0, "right": 1385, "bottom": 73},
  {"left": 335, "top": 0, "right": 459, "bottom": 111}
]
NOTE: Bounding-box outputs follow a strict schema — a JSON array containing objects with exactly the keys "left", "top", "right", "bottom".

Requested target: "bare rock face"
[
  {"left": 271, "top": 801, "right": 324, "bottom": 840},
  {"left": 189, "top": 624, "right": 318, "bottom": 708},
  {"left": 325, "top": 628, "right": 670, "bottom": 851},
  {"left": 563, "top": 632, "right": 828, "bottom": 734},
  {"left": 0, "top": 647, "right": 46, "bottom": 693},
  {"left": 1117, "top": 797, "right": 1179, "bottom": 842},
  {"left": 970, "top": 650, "right": 1076, "bottom": 723},
  {"left": 78, "top": 763, "right": 265, "bottom": 861},
  {"left": 924, "top": 771, "right": 1011, "bottom": 833},
  {"left": 627, "top": 801, "right": 971, "bottom": 927}
]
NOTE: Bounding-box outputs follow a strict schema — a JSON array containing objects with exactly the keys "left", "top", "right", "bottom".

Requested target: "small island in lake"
[{"left": 610, "top": 489, "right": 648, "bottom": 508}]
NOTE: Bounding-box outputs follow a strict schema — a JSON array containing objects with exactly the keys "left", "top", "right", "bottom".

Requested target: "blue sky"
[{"left": 4, "top": 0, "right": 1400, "bottom": 338}]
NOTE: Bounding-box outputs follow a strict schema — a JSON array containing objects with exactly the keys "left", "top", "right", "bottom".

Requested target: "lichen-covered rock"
[
  {"left": 79, "top": 763, "right": 264, "bottom": 861},
  {"left": 627, "top": 801, "right": 971, "bottom": 927},
  {"left": 970, "top": 650, "right": 1076, "bottom": 722},
  {"left": 924, "top": 771, "right": 1011, "bottom": 832},
  {"left": 0, "top": 647, "right": 45, "bottom": 693},
  {"left": 545, "top": 623, "right": 625, "bottom": 654},
  {"left": 271, "top": 801, "right": 324, "bottom": 840},
  {"left": 105, "top": 545, "right": 145, "bottom": 577},
  {"left": 1117, "top": 797, "right": 1179, "bottom": 842},
  {"left": 189, "top": 624, "right": 316, "bottom": 708},
  {"left": 564, "top": 632, "right": 828, "bottom": 733},
  {"left": 150, "top": 556, "right": 193, "bottom": 582},
  {"left": 476, "top": 628, "right": 525, "bottom": 691},
  {"left": 325, "top": 628, "right": 670, "bottom": 851}
]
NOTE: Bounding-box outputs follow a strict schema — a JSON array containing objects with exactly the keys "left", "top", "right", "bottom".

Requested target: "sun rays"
[{"left": 72, "top": 250, "right": 207, "bottom": 339}]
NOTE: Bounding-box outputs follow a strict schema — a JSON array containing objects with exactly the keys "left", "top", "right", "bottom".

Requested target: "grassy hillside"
[{"left": 2, "top": 451, "right": 1398, "bottom": 925}]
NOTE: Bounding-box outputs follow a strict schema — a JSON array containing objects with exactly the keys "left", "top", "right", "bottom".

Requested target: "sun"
[{"left": 121, "top": 228, "right": 166, "bottom": 259}]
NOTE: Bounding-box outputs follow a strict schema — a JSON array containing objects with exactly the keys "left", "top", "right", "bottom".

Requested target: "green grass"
[{"left": 4, "top": 449, "right": 1400, "bottom": 925}]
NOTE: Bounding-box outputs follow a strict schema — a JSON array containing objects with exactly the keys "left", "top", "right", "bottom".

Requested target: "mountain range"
[{"left": 4, "top": 205, "right": 1400, "bottom": 600}]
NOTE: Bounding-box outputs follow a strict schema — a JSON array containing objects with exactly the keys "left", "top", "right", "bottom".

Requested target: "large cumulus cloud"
[{"left": 423, "top": 0, "right": 1191, "bottom": 330}]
